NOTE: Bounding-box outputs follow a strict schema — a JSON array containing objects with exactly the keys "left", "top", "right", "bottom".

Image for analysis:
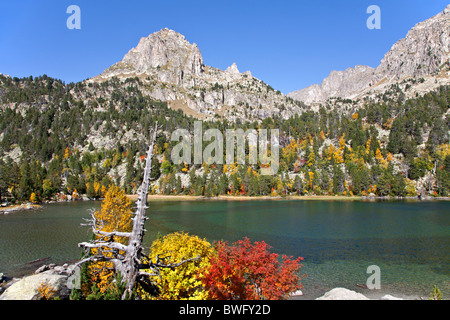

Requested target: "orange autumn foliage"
[{"left": 201, "top": 238, "right": 303, "bottom": 300}]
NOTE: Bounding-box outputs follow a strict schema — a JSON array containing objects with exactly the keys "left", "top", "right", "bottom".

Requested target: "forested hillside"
[{"left": 0, "top": 74, "right": 449, "bottom": 203}]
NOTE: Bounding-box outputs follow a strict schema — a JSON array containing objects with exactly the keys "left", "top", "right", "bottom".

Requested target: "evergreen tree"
[
  {"left": 247, "top": 172, "right": 259, "bottom": 196},
  {"left": 332, "top": 165, "right": 345, "bottom": 194},
  {"left": 377, "top": 170, "right": 393, "bottom": 196},
  {"left": 175, "top": 175, "right": 183, "bottom": 194},
  {"left": 217, "top": 173, "right": 229, "bottom": 195},
  {"left": 436, "top": 155, "right": 450, "bottom": 196},
  {"left": 319, "top": 169, "right": 330, "bottom": 194},
  {"left": 408, "top": 158, "right": 427, "bottom": 180},
  {"left": 150, "top": 156, "right": 161, "bottom": 181},
  {"left": 18, "top": 161, "right": 33, "bottom": 201},
  {"left": 0, "top": 159, "right": 6, "bottom": 202},
  {"left": 391, "top": 173, "right": 406, "bottom": 197},
  {"left": 124, "top": 151, "right": 136, "bottom": 194},
  {"left": 293, "top": 175, "right": 304, "bottom": 195}
]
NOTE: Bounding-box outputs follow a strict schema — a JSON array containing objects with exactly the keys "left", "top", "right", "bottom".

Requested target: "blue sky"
[{"left": 0, "top": 1, "right": 447, "bottom": 94}]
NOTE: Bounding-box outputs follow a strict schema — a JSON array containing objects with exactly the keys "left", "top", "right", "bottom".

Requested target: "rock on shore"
[
  {"left": 0, "top": 273, "right": 69, "bottom": 300},
  {"left": 316, "top": 288, "right": 406, "bottom": 300},
  {"left": 0, "top": 203, "right": 41, "bottom": 215},
  {"left": 0, "top": 264, "right": 77, "bottom": 300},
  {"left": 316, "top": 288, "right": 370, "bottom": 300}
]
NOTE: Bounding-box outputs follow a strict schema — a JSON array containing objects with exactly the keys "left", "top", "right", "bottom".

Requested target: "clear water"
[{"left": 1, "top": 200, "right": 449, "bottom": 299}]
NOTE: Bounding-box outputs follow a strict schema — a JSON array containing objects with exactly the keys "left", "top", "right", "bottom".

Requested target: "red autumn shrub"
[{"left": 201, "top": 237, "right": 303, "bottom": 300}]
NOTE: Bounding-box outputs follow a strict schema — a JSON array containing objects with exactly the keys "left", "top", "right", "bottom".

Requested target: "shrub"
[
  {"left": 140, "top": 232, "right": 215, "bottom": 300},
  {"left": 201, "top": 237, "right": 303, "bottom": 300}
]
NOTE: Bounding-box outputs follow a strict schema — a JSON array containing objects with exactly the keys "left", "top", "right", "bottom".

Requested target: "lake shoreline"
[
  {"left": 125, "top": 194, "right": 450, "bottom": 202},
  {"left": 1, "top": 194, "right": 448, "bottom": 215},
  {"left": 0, "top": 203, "right": 43, "bottom": 215}
]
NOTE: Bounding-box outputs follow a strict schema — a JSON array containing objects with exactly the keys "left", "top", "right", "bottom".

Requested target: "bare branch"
[
  {"left": 71, "top": 255, "right": 123, "bottom": 271},
  {"left": 153, "top": 255, "right": 201, "bottom": 269},
  {"left": 78, "top": 241, "right": 128, "bottom": 252},
  {"left": 81, "top": 208, "right": 132, "bottom": 239},
  {"left": 138, "top": 271, "right": 159, "bottom": 278},
  {"left": 138, "top": 255, "right": 201, "bottom": 271},
  {"left": 95, "top": 230, "right": 132, "bottom": 238}
]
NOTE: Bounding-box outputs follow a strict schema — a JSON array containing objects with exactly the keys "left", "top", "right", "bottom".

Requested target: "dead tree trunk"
[
  {"left": 77, "top": 122, "right": 199, "bottom": 299},
  {"left": 118, "top": 123, "right": 158, "bottom": 299},
  {"left": 78, "top": 122, "right": 159, "bottom": 298}
]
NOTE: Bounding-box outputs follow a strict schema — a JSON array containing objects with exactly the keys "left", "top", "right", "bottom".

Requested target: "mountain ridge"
[
  {"left": 91, "top": 28, "right": 305, "bottom": 122},
  {"left": 90, "top": 5, "right": 450, "bottom": 116},
  {"left": 288, "top": 4, "right": 450, "bottom": 105}
]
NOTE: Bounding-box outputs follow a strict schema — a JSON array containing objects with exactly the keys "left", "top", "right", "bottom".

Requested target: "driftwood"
[{"left": 76, "top": 122, "right": 198, "bottom": 299}]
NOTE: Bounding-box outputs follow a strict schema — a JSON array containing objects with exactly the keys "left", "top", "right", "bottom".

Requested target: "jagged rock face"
[
  {"left": 321, "top": 65, "right": 375, "bottom": 98},
  {"left": 375, "top": 5, "right": 449, "bottom": 81},
  {"left": 100, "top": 28, "right": 203, "bottom": 86},
  {"left": 225, "top": 63, "right": 240, "bottom": 75},
  {"left": 289, "top": 5, "right": 450, "bottom": 104},
  {"left": 93, "top": 29, "right": 306, "bottom": 122},
  {"left": 289, "top": 65, "right": 375, "bottom": 104},
  {"left": 288, "top": 84, "right": 325, "bottom": 105}
]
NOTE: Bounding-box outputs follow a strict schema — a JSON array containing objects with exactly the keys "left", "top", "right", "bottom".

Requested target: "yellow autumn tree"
[
  {"left": 29, "top": 192, "right": 38, "bottom": 203},
  {"left": 319, "top": 130, "right": 326, "bottom": 141},
  {"left": 333, "top": 151, "right": 344, "bottom": 164},
  {"left": 226, "top": 162, "right": 239, "bottom": 175},
  {"left": 375, "top": 148, "right": 383, "bottom": 161},
  {"left": 375, "top": 148, "right": 388, "bottom": 167},
  {"left": 365, "top": 139, "right": 371, "bottom": 156},
  {"left": 276, "top": 177, "right": 285, "bottom": 195},
  {"left": 332, "top": 135, "right": 346, "bottom": 164},
  {"left": 182, "top": 163, "right": 189, "bottom": 173},
  {"left": 103, "top": 158, "right": 112, "bottom": 169},
  {"left": 93, "top": 182, "right": 101, "bottom": 195},
  {"left": 344, "top": 146, "right": 355, "bottom": 163},
  {"left": 308, "top": 172, "right": 314, "bottom": 190},
  {"left": 72, "top": 189, "right": 79, "bottom": 200},
  {"left": 307, "top": 133, "right": 313, "bottom": 146},
  {"left": 325, "top": 144, "right": 338, "bottom": 161},
  {"left": 100, "top": 185, "right": 107, "bottom": 197},
  {"left": 405, "top": 178, "right": 417, "bottom": 196},
  {"left": 339, "top": 135, "right": 346, "bottom": 150},
  {"left": 139, "top": 232, "right": 215, "bottom": 300},
  {"left": 436, "top": 144, "right": 450, "bottom": 160},
  {"left": 86, "top": 185, "right": 133, "bottom": 294},
  {"left": 299, "top": 138, "right": 308, "bottom": 151},
  {"left": 344, "top": 180, "right": 349, "bottom": 195},
  {"left": 153, "top": 144, "right": 160, "bottom": 155},
  {"left": 64, "top": 147, "right": 70, "bottom": 159},
  {"left": 386, "top": 152, "right": 393, "bottom": 162},
  {"left": 282, "top": 139, "right": 300, "bottom": 170},
  {"left": 307, "top": 150, "right": 316, "bottom": 167}
]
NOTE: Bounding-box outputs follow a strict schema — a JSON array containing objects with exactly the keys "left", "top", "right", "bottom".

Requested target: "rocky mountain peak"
[
  {"left": 97, "top": 28, "right": 204, "bottom": 85},
  {"left": 374, "top": 4, "right": 449, "bottom": 82},
  {"left": 444, "top": 4, "right": 450, "bottom": 14},
  {"left": 289, "top": 5, "right": 450, "bottom": 104},
  {"left": 91, "top": 28, "right": 305, "bottom": 122},
  {"left": 288, "top": 65, "right": 376, "bottom": 105},
  {"left": 225, "top": 63, "right": 240, "bottom": 75}
]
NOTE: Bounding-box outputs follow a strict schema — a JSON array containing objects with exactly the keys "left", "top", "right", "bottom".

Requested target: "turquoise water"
[{"left": 0, "top": 200, "right": 449, "bottom": 299}]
